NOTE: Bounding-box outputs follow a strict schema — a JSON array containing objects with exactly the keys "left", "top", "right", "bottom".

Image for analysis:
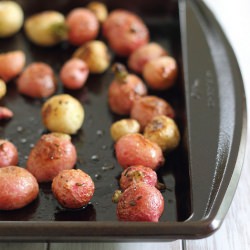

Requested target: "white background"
[{"left": 205, "top": 0, "right": 250, "bottom": 115}]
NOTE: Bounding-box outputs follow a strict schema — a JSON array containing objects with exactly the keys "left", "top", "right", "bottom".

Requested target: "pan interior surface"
[{"left": 0, "top": 0, "right": 191, "bottom": 223}]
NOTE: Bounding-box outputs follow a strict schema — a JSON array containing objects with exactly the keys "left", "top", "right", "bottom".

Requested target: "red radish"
[
  {"left": 60, "top": 58, "right": 89, "bottom": 90},
  {"left": 115, "top": 133, "right": 164, "bottom": 170},
  {"left": 52, "top": 169, "right": 95, "bottom": 209},
  {"left": 0, "top": 139, "right": 18, "bottom": 167},
  {"left": 119, "top": 165, "right": 157, "bottom": 191},
  {"left": 108, "top": 63, "right": 147, "bottom": 115},
  {"left": 117, "top": 182, "right": 164, "bottom": 222},
  {"left": 26, "top": 133, "right": 77, "bottom": 183},
  {"left": 0, "top": 51, "right": 25, "bottom": 82},
  {"left": 143, "top": 56, "right": 178, "bottom": 90},
  {"left": 0, "top": 107, "right": 13, "bottom": 120},
  {"left": 17, "top": 62, "right": 56, "bottom": 98},
  {"left": 0, "top": 166, "right": 39, "bottom": 210},
  {"left": 103, "top": 10, "right": 149, "bottom": 56},
  {"left": 128, "top": 42, "right": 167, "bottom": 74},
  {"left": 66, "top": 8, "right": 99, "bottom": 46},
  {"left": 130, "top": 95, "right": 175, "bottom": 130}
]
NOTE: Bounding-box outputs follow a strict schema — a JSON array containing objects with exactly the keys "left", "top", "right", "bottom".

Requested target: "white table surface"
[{"left": 1, "top": 0, "right": 250, "bottom": 249}]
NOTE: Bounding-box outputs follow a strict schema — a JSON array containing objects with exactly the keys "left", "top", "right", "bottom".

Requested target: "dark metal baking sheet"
[{"left": 0, "top": 0, "right": 246, "bottom": 241}]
